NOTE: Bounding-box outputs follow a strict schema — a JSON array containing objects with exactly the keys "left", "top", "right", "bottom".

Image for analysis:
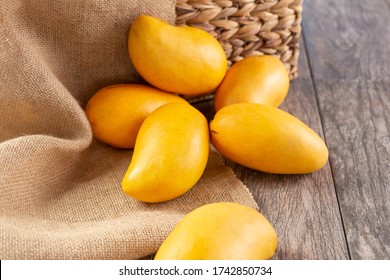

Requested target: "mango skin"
[
  {"left": 214, "top": 55, "right": 290, "bottom": 111},
  {"left": 85, "top": 84, "right": 187, "bottom": 149},
  {"left": 122, "top": 102, "right": 209, "bottom": 203},
  {"left": 210, "top": 103, "right": 329, "bottom": 174},
  {"left": 154, "top": 202, "right": 278, "bottom": 260},
  {"left": 128, "top": 15, "right": 227, "bottom": 95}
]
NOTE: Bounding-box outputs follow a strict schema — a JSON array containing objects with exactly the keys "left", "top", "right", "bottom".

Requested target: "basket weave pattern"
[{"left": 175, "top": 0, "right": 303, "bottom": 80}]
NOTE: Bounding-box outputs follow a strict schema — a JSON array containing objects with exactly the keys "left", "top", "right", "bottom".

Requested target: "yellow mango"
[
  {"left": 210, "top": 103, "right": 328, "bottom": 174},
  {"left": 122, "top": 102, "right": 209, "bottom": 203},
  {"left": 85, "top": 84, "right": 187, "bottom": 149},
  {"left": 214, "top": 55, "right": 290, "bottom": 111},
  {"left": 128, "top": 15, "right": 227, "bottom": 95},
  {"left": 154, "top": 202, "right": 278, "bottom": 260}
]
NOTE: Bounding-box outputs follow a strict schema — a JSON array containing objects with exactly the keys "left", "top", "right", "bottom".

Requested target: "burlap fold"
[{"left": 0, "top": 0, "right": 257, "bottom": 259}]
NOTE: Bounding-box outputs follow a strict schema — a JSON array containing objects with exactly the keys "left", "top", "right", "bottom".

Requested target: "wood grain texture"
[
  {"left": 303, "top": 0, "right": 390, "bottom": 259},
  {"left": 304, "top": 0, "right": 390, "bottom": 81}
]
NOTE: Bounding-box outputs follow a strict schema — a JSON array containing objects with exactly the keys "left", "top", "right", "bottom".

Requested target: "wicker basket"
[{"left": 175, "top": 0, "right": 303, "bottom": 88}]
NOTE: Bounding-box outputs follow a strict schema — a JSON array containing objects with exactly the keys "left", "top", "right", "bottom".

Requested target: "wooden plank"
[
  {"left": 303, "top": 0, "right": 390, "bottom": 259},
  {"left": 303, "top": 0, "right": 390, "bottom": 81}
]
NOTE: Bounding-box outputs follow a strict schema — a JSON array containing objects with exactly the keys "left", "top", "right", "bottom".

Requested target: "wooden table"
[{"left": 194, "top": 0, "right": 390, "bottom": 260}]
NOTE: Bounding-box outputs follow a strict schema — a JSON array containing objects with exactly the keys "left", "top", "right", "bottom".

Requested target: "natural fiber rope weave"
[{"left": 175, "top": 0, "right": 302, "bottom": 81}]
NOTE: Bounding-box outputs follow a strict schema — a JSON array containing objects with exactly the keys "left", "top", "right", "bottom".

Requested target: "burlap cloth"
[{"left": 0, "top": 0, "right": 257, "bottom": 259}]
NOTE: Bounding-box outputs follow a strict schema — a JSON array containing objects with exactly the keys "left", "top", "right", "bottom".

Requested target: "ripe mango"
[
  {"left": 122, "top": 102, "right": 209, "bottom": 203},
  {"left": 214, "top": 55, "right": 290, "bottom": 111},
  {"left": 210, "top": 103, "right": 328, "bottom": 174},
  {"left": 85, "top": 84, "right": 187, "bottom": 149},
  {"left": 154, "top": 202, "right": 278, "bottom": 260},
  {"left": 128, "top": 15, "right": 227, "bottom": 95}
]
